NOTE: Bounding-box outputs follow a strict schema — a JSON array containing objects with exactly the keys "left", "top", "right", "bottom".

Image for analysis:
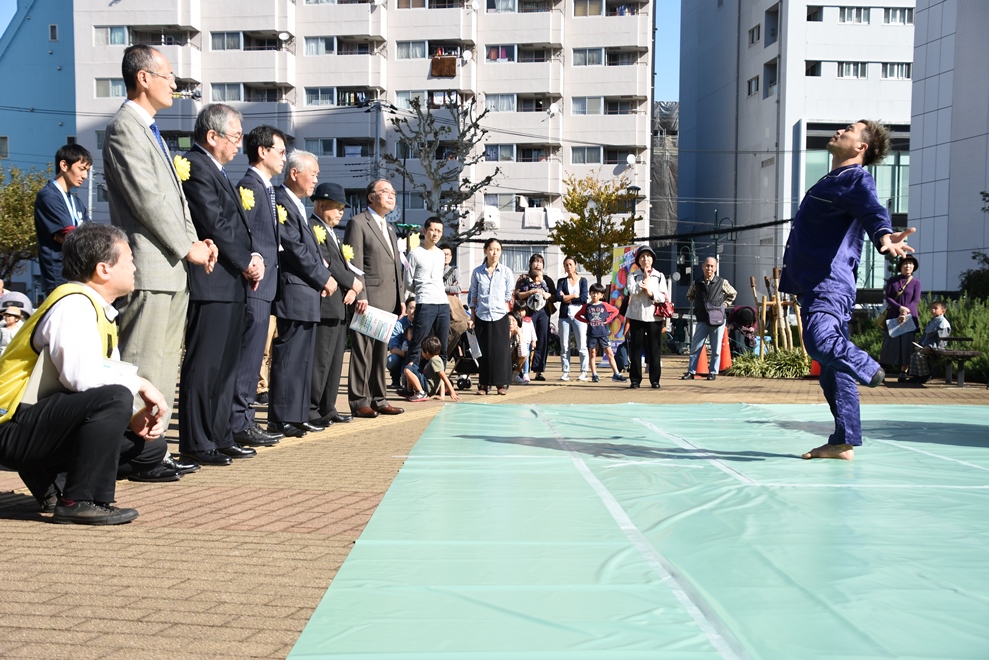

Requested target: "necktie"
[
  {"left": 149, "top": 122, "right": 168, "bottom": 158},
  {"left": 220, "top": 167, "right": 229, "bottom": 182},
  {"left": 379, "top": 218, "right": 393, "bottom": 256},
  {"left": 267, "top": 187, "right": 277, "bottom": 218}
]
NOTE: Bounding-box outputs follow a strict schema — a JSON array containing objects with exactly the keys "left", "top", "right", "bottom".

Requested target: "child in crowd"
[
  {"left": 388, "top": 297, "right": 416, "bottom": 388},
  {"left": 575, "top": 283, "right": 626, "bottom": 383},
  {"left": 404, "top": 336, "right": 461, "bottom": 402},
  {"left": 907, "top": 300, "right": 951, "bottom": 384},
  {"left": 513, "top": 305, "right": 537, "bottom": 384}
]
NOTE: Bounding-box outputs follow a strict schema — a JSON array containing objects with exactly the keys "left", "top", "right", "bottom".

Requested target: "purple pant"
[{"left": 802, "top": 309, "right": 881, "bottom": 447}]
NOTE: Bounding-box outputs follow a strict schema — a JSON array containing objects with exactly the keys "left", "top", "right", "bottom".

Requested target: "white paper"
[
  {"left": 887, "top": 315, "right": 918, "bottom": 338},
  {"left": 467, "top": 329, "right": 482, "bottom": 359},
  {"left": 349, "top": 305, "right": 399, "bottom": 343}
]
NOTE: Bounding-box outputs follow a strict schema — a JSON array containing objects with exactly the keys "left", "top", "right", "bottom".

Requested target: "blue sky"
[{"left": 0, "top": 0, "right": 679, "bottom": 100}]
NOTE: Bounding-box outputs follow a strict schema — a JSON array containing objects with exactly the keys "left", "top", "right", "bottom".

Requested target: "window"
[
  {"left": 572, "top": 97, "right": 603, "bottom": 115},
  {"left": 748, "top": 25, "right": 760, "bottom": 46},
  {"left": 837, "top": 62, "right": 867, "bottom": 79},
  {"left": 305, "top": 37, "right": 334, "bottom": 55},
  {"left": 97, "top": 185, "right": 109, "bottom": 203},
  {"left": 244, "top": 34, "right": 280, "bottom": 51},
  {"left": 484, "top": 144, "right": 515, "bottom": 162},
  {"left": 305, "top": 138, "right": 336, "bottom": 156},
  {"left": 805, "top": 61, "right": 822, "bottom": 77},
  {"left": 396, "top": 90, "right": 427, "bottom": 110},
  {"left": 487, "top": 0, "right": 516, "bottom": 12},
  {"left": 338, "top": 89, "right": 375, "bottom": 106},
  {"left": 211, "top": 32, "right": 242, "bottom": 51},
  {"left": 338, "top": 41, "right": 371, "bottom": 55},
  {"left": 518, "top": 147, "right": 547, "bottom": 162},
  {"left": 574, "top": 0, "right": 603, "bottom": 16},
  {"left": 881, "top": 63, "right": 911, "bottom": 80},
  {"left": 807, "top": 6, "right": 823, "bottom": 21},
  {"left": 95, "top": 130, "right": 105, "bottom": 149},
  {"left": 398, "top": 0, "right": 427, "bottom": 6},
  {"left": 839, "top": 7, "right": 870, "bottom": 24},
  {"left": 606, "top": 100, "right": 634, "bottom": 115},
  {"left": 519, "top": 97, "right": 547, "bottom": 112},
  {"left": 402, "top": 192, "right": 425, "bottom": 209},
  {"left": 396, "top": 141, "right": 423, "bottom": 159},
  {"left": 0, "top": 136, "right": 7, "bottom": 159},
  {"left": 306, "top": 87, "right": 335, "bottom": 106},
  {"left": 747, "top": 76, "right": 759, "bottom": 96},
  {"left": 573, "top": 48, "right": 603, "bottom": 66},
  {"left": 884, "top": 8, "right": 913, "bottom": 25},
  {"left": 49, "top": 24, "right": 58, "bottom": 41},
  {"left": 520, "top": 0, "right": 550, "bottom": 11},
  {"left": 339, "top": 142, "right": 371, "bottom": 158},
  {"left": 484, "top": 193, "right": 516, "bottom": 210},
  {"left": 571, "top": 146, "right": 602, "bottom": 164},
  {"left": 244, "top": 87, "right": 280, "bottom": 102},
  {"left": 484, "top": 94, "right": 516, "bottom": 112},
  {"left": 211, "top": 83, "right": 242, "bottom": 102},
  {"left": 306, "top": 0, "right": 340, "bottom": 3},
  {"left": 94, "top": 26, "right": 128, "bottom": 46},
  {"left": 604, "top": 149, "right": 633, "bottom": 165},
  {"left": 429, "top": 90, "right": 460, "bottom": 108},
  {"left": 397, "top": 41, "right": 427, "bottom": 59},
  {"left": 486, "top": 45, "right": 516, "bottom": 62},
  {"left": 606, "top": 50, "right": 637, "bottom": 66},
  {"left": 95, "top": 78, "right": 126, "bottom": 98},
  {"left": 519, "top": 47, "right": 548, "bottom": 63}
]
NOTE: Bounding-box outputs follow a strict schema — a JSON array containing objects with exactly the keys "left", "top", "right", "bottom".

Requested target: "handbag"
[
  {"left": 653, "top": 301, "right": 675, "bottom": 318},
  {"left": 705, "top": 302, "right": 725, "bottom": 326}
]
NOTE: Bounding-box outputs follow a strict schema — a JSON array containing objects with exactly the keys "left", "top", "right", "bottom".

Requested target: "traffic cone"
[
  {"left": 719, "top": 330, "right": 732, "bottom": 372},
  {"left": 809, "top": 359, "right": 821, "bottom": 378},
  {"left": 695, "top": 344, "right": 709, "bottom": 378}
]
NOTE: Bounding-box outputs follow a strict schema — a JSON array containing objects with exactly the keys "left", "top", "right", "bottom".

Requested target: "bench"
[{"left": 929, "top": 337, "right": 984, "bottom": 387}]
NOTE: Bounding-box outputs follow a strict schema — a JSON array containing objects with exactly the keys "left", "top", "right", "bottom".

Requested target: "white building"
[
  {"left": 679, "top": 0, "right": 914, "bottom": 296},
  {"left": 909, "top": 0, "right": 989, "bottom": 293},
  {"left": 66, "top": 0, "right": 653, "bottom": 279}
]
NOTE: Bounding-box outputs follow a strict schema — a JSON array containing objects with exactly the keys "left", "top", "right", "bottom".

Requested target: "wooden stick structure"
[
  {"left": 749, "top": 269, "right": 806, "bottom": 356},
  {"left": 750, "top": 276, "right": 765, "bottom": 359}
]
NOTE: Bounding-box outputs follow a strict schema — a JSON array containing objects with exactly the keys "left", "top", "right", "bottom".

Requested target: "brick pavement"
[{"left": 0, "top": 354, "right": 985, "bottom": 658}]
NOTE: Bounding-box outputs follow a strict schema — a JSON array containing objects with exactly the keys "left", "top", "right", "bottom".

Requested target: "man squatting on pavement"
[{"left": 779, "top": 120, "right": 915, "bottom": 461}]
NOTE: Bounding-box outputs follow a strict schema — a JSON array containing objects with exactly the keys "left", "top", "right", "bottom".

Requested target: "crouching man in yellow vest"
[{"left": 0, "top": 223, "right": 173, "bottom": 525}]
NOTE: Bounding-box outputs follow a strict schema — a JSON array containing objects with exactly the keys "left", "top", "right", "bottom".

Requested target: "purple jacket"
[{"left": 884, "top": 274, "right": 921, "bottom": 320}]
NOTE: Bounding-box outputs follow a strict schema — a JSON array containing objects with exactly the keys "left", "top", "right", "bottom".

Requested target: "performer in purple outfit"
[{"left": 780, "top": 120, "right": 915, "bottom": 461}]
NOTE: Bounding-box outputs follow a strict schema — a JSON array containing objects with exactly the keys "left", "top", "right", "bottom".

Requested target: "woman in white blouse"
[{"left": 624, "top": 245, "right": 668, "bottom": 389}]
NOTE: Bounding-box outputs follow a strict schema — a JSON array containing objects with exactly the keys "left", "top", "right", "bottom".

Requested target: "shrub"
[{"left": 727, "top": 349, "right": 809, "bottom": 379}]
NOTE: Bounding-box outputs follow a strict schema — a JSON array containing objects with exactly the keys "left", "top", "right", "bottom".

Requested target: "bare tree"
[{"left": 383, "top": 96, "right": 499, "bottom": 245}]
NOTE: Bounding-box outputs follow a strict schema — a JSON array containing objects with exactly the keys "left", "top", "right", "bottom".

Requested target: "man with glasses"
[
  {"left": 177, "top": 104, "right": 265, "bottom": 466},
  {"left": 103, "top": 44, "right": 217, "bottom": 476},
  {"left": 345, "top": 179, "right": 406, "bottom": 418}
]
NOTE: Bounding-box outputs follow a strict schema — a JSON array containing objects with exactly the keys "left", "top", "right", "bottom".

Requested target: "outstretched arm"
[{"left": 879, "top": 227, "right": 917, "bottom": 258}]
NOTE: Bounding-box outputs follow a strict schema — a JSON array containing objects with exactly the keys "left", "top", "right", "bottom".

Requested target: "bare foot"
[{"left": 801, "top": 443, "right": 854, "bottom": 460}]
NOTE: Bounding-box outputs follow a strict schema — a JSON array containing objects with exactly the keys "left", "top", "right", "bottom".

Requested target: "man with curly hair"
[{"left": 780, "top": 120, "right": 915, "bottom": 461}]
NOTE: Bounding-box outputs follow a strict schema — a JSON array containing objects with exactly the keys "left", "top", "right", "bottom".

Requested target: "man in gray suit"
[
  {"left": 345, "top": 179, "right": 406, "bottom": 418},
  {"left": 102, "top": 45, "right": 216, "bottom": 469}
]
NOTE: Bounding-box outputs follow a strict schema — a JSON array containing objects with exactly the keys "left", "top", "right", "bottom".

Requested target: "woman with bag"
[
  {"left": 556, "top": 256, "right": 590, "bottom": 381},
  {"left": 682, "top": 256, "right": 737, "bottom": 381},
  {"left": 878, "top": 255, "right": 921, "bottom": 383},
  {"left": 624, "top": 245, "right": 669, "bottom": 389},
  {"left": 513, "top": 254, "right": 557, "bottom": 381}
]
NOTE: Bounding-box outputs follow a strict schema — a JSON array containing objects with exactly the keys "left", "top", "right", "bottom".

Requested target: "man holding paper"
[{"left": 345, "top": 179, "right": 406, "bottom": 418}]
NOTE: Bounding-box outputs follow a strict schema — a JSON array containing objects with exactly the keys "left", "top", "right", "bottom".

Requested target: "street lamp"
[{"left": 713, "top": 209, "right": 736, "bottom": 273}]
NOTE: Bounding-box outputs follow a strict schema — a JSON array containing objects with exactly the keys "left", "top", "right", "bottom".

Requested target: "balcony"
[
  {"left": 154, "top": 44, "right": 201, "bottom": 83},
  {"left": 208, "top": 49, "right": 296, "bottom": 86},
  {"left": 301, "top": 2, "right": 388, "bottom": 40},
  {"left": 480, "top": 11, "right": 562, "bottom": 47}
]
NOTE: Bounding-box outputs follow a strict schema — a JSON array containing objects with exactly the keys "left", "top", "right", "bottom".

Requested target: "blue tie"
[
  {"left": 150, "top": 122, "right": 168, "bottom": 158},
  {"left": 267, "top": 187, "right": 277, "bottom": 217},
  {"left": 220, "top": 167, "right": 229, "bottom": 182}
]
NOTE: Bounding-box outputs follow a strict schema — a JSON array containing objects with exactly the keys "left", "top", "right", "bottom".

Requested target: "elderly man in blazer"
[
  {"left": 267, "top": 151, "right": 337, "bottom": 437},
  {"left": 230, "top": 125, "right": 287, "bottom": 447},
  {"left": 102, "top": 44, "right": 215, "bottom": 475},
  {"left": 345, "top": 179, "right": 406, "bottom": 418},
  {"left": 177, "top": 104, "right": 266, "bottom": 466},
  {"left": 309, "top": 182, "right": 363, "bottom": 426}
]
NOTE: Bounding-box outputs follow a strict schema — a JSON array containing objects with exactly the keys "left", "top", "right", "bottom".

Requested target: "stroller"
[{"left": 448, "top": 327, "right": 479, "bottom": 390}]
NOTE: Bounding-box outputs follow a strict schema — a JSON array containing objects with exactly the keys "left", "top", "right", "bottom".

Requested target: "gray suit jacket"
[
  {"left": 342, "top": 209, "right": 404, "bottom": 315},
  {"left": 102, "top": 102, "right": 198, "bottom": 292}
]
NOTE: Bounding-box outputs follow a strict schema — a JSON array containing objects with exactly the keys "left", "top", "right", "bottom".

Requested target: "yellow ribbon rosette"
[
  {"left": 173, "top": 155, "right": 191, "bottom": 182},
  {"left": 277, "top": 205, "right": 288, "bottom": 224},
  {"left": 408, "top": 231, "right": 421, "bottom": 251},
  {"left": 239, "top": 187, "right": 255, "bottom": 211},
  {"left": 313, "top": 224, "right": 327, "bottom": 244},
  {"left": 341, "top": 244, "right": 355, "bottom": 262}
]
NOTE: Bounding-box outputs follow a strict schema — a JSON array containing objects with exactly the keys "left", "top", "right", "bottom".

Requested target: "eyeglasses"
[
  {"left": 145, "top": 70, "right": 176, "bottom": 82},
  {"left": 374, "top": 189, "right": 397, "bottom": 197},
  {"left": 265, "top": 146, "right": 287, "bottom": 156},
  {"left": 218, "top": 131, "right": 243, "bottom": 145}
]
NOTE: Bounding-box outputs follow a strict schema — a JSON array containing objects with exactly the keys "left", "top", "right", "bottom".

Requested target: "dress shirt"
[
  {"left": 33, "top": 283, "right": 141, "bottom": 395},
  {"left": 468, "top": 262, "right": 514, "bottom": 322},
  {"left": 368, "top": 207, "right": 394, "bottom": 256}
]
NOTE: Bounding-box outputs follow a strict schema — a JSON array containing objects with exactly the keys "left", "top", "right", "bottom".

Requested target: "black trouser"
[
  {"left": 406, "top": 302, "right": 450, "bottom": 370},
  {"left": 0, "top": 385, "right": 166, "bottom": 504},
  {"left": 310, "top": 317, "right": 347, "bottom": 419},
  {"left": 628, "top": 319, "right": 663, "bottom": 386}
]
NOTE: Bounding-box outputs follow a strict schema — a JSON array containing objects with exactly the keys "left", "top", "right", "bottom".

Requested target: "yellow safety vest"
[{"left": 0, "top": 284, "right": 117, "bottom": 424}]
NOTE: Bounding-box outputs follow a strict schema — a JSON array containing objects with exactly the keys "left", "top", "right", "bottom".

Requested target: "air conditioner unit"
[{"left": 482, "top": 205, "right": 500, "bottom": 230}]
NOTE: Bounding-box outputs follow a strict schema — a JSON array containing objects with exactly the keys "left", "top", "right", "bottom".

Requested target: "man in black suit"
[
  {"left": 178, "top": 104, "right": 265, "bottom": 466},
  {"left": 268, "top": 150, "right": 337, "bottom": 437},
  {"left": 230, "top": 125, "right": 287, "bottom": 447},
  {"left": 308, "top": 183, "right": 363, "bottom": 426}
]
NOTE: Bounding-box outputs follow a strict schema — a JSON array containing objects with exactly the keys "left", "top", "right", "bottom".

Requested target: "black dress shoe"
[
  {"left": 328, "top": 413, "right": 352, "bottom": 424},
  {"left": 180, "top": 449, "right": 232, "bottom": 466},
  {"left": 218, "top": 443, "right": 257, "bottom": 459},
  {"left": 234, "top": 425, "right": 281, "bottom": 447},
  {"left": 268, "top": 422, "right": 307, "bottom": 437},
  {"left": 128, "top": 464, "right": 182, "bottom": 482},
  {"left": 253, "top": 391, "right": 269, "bottom": 406},
  {"left": 629, "top": 382, "right": 640, "bottom": 389},
  {"left": 651, "top": 382, "right": 661, "bottom": 389},
  {"left": 163, "top": 453, "right": 200, "bottom": 474},
  {"left": 296, "top": 420, "right": 326, "bottom": 432}
]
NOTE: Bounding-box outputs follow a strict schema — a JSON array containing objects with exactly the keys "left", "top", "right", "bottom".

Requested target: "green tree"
[
  {"left": 0, "top": 164, "right": 48, "bottom": 280},
  {"left": 383, "top": 96, "right": 499, "bottom": 245},
  {"left": 548, "top": 172, "right": 640, "bottom": 283},
  {"left": 958, "top": 193, "right": 989, "bottom": 299}
]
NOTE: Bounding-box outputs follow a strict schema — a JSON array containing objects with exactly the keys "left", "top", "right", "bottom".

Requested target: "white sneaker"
[
  {"left": 578, "top": 372, "right": 589, "bottom": 381},
  {"left": 560, "top": 373, "right": 570, "bottom": 381}
]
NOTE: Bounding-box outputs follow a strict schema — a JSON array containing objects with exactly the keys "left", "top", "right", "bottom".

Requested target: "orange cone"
[
  {"left": 809, "top": 359, "right": 821, "bottom": 378},
  {"left": 719, "top": 330, "right": 732, "bottom": 372},
  {"left": 695, "top": 344, "right": 709, "bottom": 378}
]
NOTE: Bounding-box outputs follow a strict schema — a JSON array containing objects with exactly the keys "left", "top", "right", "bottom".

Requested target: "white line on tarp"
[{"left": 635, "top": 418, "right": 760, "bottom": 486}]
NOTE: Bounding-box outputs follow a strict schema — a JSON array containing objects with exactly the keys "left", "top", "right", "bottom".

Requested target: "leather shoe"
[
  {"left": 309, "top": 416, "right": 338, "bottom": 427},
  {"left": 163, "top": 453, "right": 200, "bottom": 474},
  {"left": 218, "top": 443, "right": 257, "bottom": 459},
  {"left": 268, "top": 421, "right": 307, "bottom": 437},
  {"left": 354, "top": 406, "right": 379, "bottom": 419},
  {"left": 128, "top": 464, "right": 181, "bottom": 482},
  {"left": 179, "top": 449, "right": 232, "bottom": 466},
  {"left": 234, "top": 425, "right": 281, "bottom": 447},
  {"left": 374, "top": 405, "right": 404, "bottom": 415},
  {"left": 328, "top": 413, "right": 352, "bottom": 424},
  {"left": 253, "top": 391, "right": 269, "bottom": 406},
  {"left": 296, "top": 420, "right": 326, "bottom": 432}
]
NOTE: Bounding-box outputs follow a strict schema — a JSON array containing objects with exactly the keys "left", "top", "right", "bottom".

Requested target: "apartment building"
[
  {"left": 909, "top": 0, "right": 989, "bottom": 293},
  {"left": 58, "top": 0, "right": 654, "bottom": 278},
  {"left": 679, "top": 1, "right": 914, "bottom": 292}
]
